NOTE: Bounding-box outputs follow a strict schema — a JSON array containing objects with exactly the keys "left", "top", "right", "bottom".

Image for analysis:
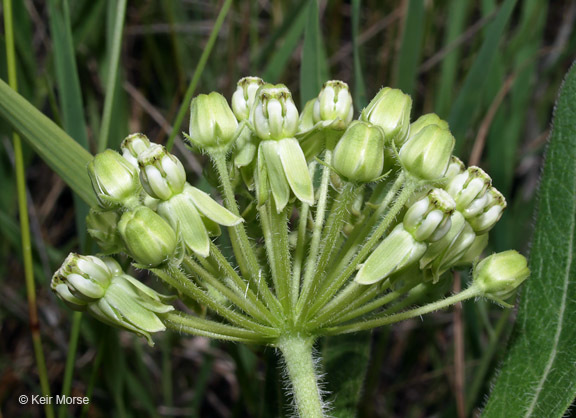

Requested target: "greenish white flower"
[
  {"left": 445, "top": 166, "right": 492, "bottom": 212},
  {"left": 332, "top": 121, "right": 385, "bottom": 183},
  {"left": 443, "top": 156, "right": 466, "bottom": 181},
  {"left": 313, "top": 80, "right": 353, "bottom": 126},
  {"left": 157, "top": 184, "right": 243, "bottom": 257},
  {"left": 355, "top": 224, "right": 428, "bottom": 285},
  {"left": 118, "top": 207, "right": 178, "bottom": 267},
  {"left": 138, "top": 144, "right": 186, "bottom": 201},
  {"left": 473, "top": 250, "right": 529, "bottom": 304},
  {"left": 403, "top": 188, "right": 455, "bottom": 242},
  {"left": 51, "top": 253, "right": 174, "bottom": 345},
  {"left": 88, "top": 150, "right": 141, "bottom": 208},
  {"left": 188, "top": 92, "right": 238, "bottom": 152},
  {"left": 121, "top": 133, "right": 152, "bottom": 168},
  {"left": 251, "top": 84, "right": 299, "bottom": 140},
  {"left": 419, "top": 211, "right": 476, "bottom": 282},
  {"left": 231, "top": 76, "right": 265, "bottom": 121},
  {"left": 398, "top": 125, "right": 455, "bottom": 181},
  {"left": 361, "top": 87, "right": 412, "bottom": 146},
  {"left": 257, "top": 137, "right": 314, "bottom": 212},
  {"left": 467, "top": 187, "right": 506, "bottom": 234}
]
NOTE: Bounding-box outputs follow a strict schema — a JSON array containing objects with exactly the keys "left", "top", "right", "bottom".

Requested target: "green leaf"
[
  {"left": 482, "top": 61, "right": 576, "bottom": 417},
  {"left": 0, "top": 79, "right": 97, "bottom": 207},
  {"left": 299, "top": 0, "right": 329, "bottom": 108},
  {"left": 323, "top": 332, "right": 371, "bottom": 417}
]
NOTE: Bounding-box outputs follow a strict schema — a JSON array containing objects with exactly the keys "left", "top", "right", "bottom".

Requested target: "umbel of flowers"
[{"left": 52, "top": 78, "right": 529, "bottom": 418}]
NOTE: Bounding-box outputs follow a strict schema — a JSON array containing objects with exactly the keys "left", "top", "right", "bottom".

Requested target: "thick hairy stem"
[{"left": 277, "top": 335, "right": 326, "bottom": 418}]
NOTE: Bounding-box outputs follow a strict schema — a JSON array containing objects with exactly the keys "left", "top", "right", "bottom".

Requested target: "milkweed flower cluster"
[{"left": 52, "top": 77, "right": 529, "bottom": 417}]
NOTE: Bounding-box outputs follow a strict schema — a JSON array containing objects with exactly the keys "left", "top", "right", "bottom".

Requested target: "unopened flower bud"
[
  {"left": 86, "top": 208, "right": 124, "bottom": 254},
  {"left": 467, "top": 187, "right": 506, "bottom": 234},
  {"left": 251, "top": 84, "right": 298, "bottom": 140},
  {"left": 355, "top": 224, "right": 427, "bottom": 285},
  {"left": 121, "top": 133, "right": 152, "bottom": 168},
  {"left": 313, "top": 80, "right": 353, "bottom": 126},
  {"left": 419, "top": 211, "right": 476, "bottom": 281},
  {"left": 403, "top": 188, "right": 455, "bottom": 242},
  {"left": 474, "top": 250, "right": 529, "bottom": 302},
  {"left": 52, "top": 253, "right": 174, "bottom": 345},
  {"left": 361, "top": 87, "right": 412, "bottom": 146},
  {"left": 138, "top": 144, "right": 186, "bottom": 200},
  {"left": 409, "top": 113, "right": 449, "bottom": 137},
  {"left": 88, "top": 150, "right": 140, "bottom": 208},
  {"left": 445, "top": 166, "right": 491, "bottom": 211},
  {"left": 399, "top": 125, "right": 455, "bottom": 181},
  {"left": 189, "top": 92, "right": 238, "bottom": 152},
  {"left": 232, "top": 76, "right": 265, "bottom": 121},
  {"left": 443, "top": 156, "right": 466, "bottom": 181},
  {"left": 118, "top": 207, "right": 177, "bottom": 266},
  {"left": 51, "top": 253, "right": 113, "bottom": 303},
  {"left": 333, "top": 121, "right": 385, "bottom": 183}
]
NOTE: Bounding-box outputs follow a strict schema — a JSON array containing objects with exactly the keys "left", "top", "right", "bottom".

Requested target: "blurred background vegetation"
[{"left": 0, "top": 0, "right": 574, "bottom": 417}]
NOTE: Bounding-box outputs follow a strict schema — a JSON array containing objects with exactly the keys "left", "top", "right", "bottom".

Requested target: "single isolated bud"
[
  {"left": 51, "top": 253, "right": 114, "bottom": 304},
  {"left": 86, "top": 208, "right": 124, "bottom": 254},
  {"left": 121, "top": 133, "right": 152, "bottom": 168},
  {"left": 231, "top": 76, "right": 265, "bottom": 121},
  {"left": 88, "top": 150, "right": 141, "bottom": 208},
  {"left": 473, "top": 250, "right": 529, "bottom": 303},
  {"left": 361, "top": 87, "right": 412, "bottom": 146},
  {"left": 403, "top": 188, "right": 455, "bottom": 242},
  {"left": 445, "top": 166, "right": 492, "bottom": 212},
  {"left": 118, "top": 207, "right": 177, "bottom": 266},
  {"left": 138, "top": 144, "right": 186, "bottom": 201},
  {"left": 398, "top": 124, "right": 455, "bottom": 181},
  {"left": 189, "top": 92, "right": 238, "bottom": 152},
  {"left": 52, "top": 253, "right": 174, "bottom": 345},
  {"left": 313, "top": 80, "right": 353, "bottom": 126},
  {"left": 332, "top": 121, "right": 385, "bottom": 183},
  {"left": 409, "top": 113, "right": 449, "bottom": 138},
  {"left": 355, "top": 224, "right": 428, "bottom": 285},
  {"left": 467, "top": 187, "right": 507, "bottom": 234},
  {"left": 251, "top": 84, "right": 299, "bottom": 140}
]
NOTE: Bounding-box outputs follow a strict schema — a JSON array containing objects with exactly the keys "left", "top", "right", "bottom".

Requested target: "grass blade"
[
  {"left": 482, "top": 61, "right": 576, "bottom": 418},
  {"left": 394, "top": 0, "right": 425, "bottom": 95},
  {"left": 351, "top": 0, "right": 367, "bottom": 109},
  {"left": 97, "top": 0, "right": 127, "bottom": 152},
  {"left": 0, "top": 79, "right": 97, "bottom": 207},
  {"left": 448, "top": 0, "right": 517, "bottom": 151},
  {"left": 300, "top": 0, "right": 329, "bottom": 107}
]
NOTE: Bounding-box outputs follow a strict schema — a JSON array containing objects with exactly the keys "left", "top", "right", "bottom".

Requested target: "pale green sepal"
[
  {"left": 184, "top": 185, "right": 243, "bottom": 226},
  {"left": 233, "top": 122, "right": 258, "bottom": 167},
  {"left": 157, "top": 195, "right": 210, "bottom": 258},
  {"left": 119, "top": 274, "right": 176, "bottom": 311},
  {"left": 256, "top": 144, "right": 270, "bottom": 205},
  {"left": 355, "top": 224, "right": 427, "bottom": 285},
  {"left": 260, "top": 141, "right": 290, "bottom": 211},
  {"left": 278, "top": 137, "right": 314, "bottom": 206}
]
